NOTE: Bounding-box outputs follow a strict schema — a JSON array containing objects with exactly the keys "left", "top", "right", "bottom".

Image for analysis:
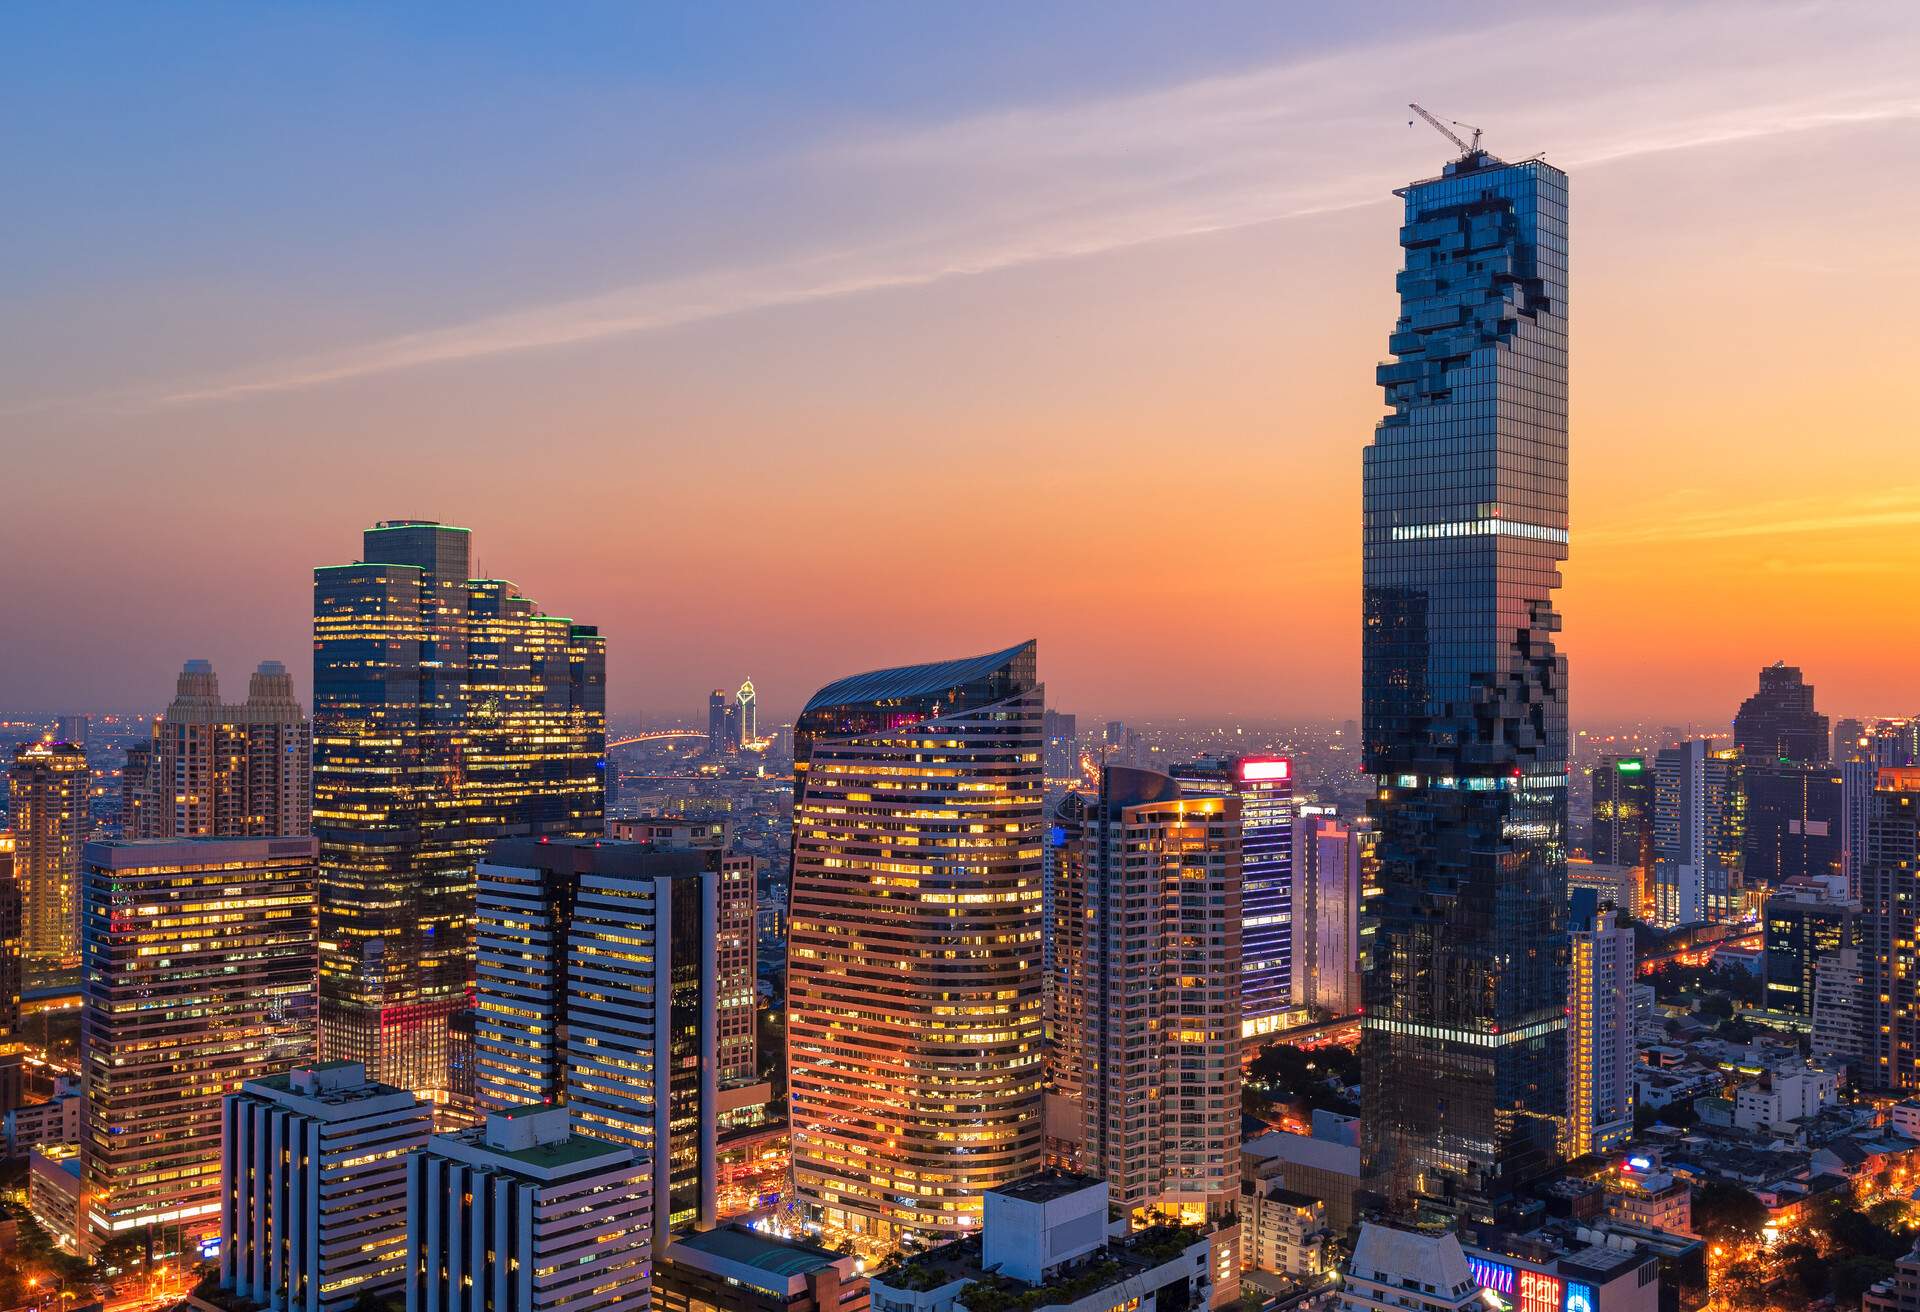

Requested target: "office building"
[
  {"left": 473, "top": 837, "right": 723, "bottom": 1246},
  {"left": 1043, "top": 710, "right": 1079, "bottom": 790},
  {"left": 1297, "top": 812, "right": 1366, "bottom": 1017},
  {"left": 0, "top": 835, "right": 22, "bottom": 1113},
  {"left": 1733, "top": 662, "right": 1829, "bottom": 764},
  {"left": 1566, "top": 859, "right": 1641, "bottom": 921},
  {"left": 1743, "top": 761, "right": 1844, "bottom": 887},
  {"left": 55, "top": 715, "right": 89, "bottom": 749},
  {"left": 80, "top": 836, "right": 318, "bottom": 1247},
  {"left": 1590, "top": 756, "right": 1653, "bottom": 869},
  {"left": 1836, "top": 718, "right": 1867, "bottom": 764},
  {"left": 657, "top": 1225, "right": 867, "bottom": 1312},
  {"left": 1360, "top": 141, "right": 1570, "bottom": 1208},
  {"left": 709, "top": 690, "right": 737, "bottom": 755},
  {"left": 9, "top": 739, "right": 89, "bottom": 971},
  {"left": 313, "top": 520, "right": 605, "bottom": 1098},
  {"left": 30, "top": 1144, "right": 83, "bottom": 1252},
  {"left": 1242, "top": 1116, "right": 1384, "bottom": 1236},
  {"left": 787, "top": 641, "right": 1044, "bottom": 1254},
  {"left": 220, "top": 1061, "right": 433, "bottom": 1312},
  {"left": 1651, "top": 741, "right": 1744, "bottom": 926},
  {"left": 1863, "top": 769, "right": 1920, "bottom": 1090},
  {"left": 1763, "top": 874, "right": 1856, "bottom": 1016},
  {"left": 407, "top": 1105, "right": 652, "bottom": 1312},
  {"left": 1171, "top": 755, "right": 1293, "bottom": 1037},
  {"left": 1566, "top": 890, "right": 1635, "bottom": 1158},
  {"left": 125, "top": 659, "right": 312, "bottom": 839},
  {"left": 1047, "top": 767, "right": 1242, "bottom": 1225},
  {"left": 737, "top": 678, "right": 758, "bottom": 745}
]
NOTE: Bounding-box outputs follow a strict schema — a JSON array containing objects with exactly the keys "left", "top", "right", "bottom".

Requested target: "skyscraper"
[
  {"left": 1046, "top": 767, "right": 1242, "bottom": 1225},
  {"left": 1733, "top": 662, "right": 1829, "bottom": 764},
  {"left": 80, "top": 836, "right": 318, "bottom": 1248},
  {"left": 1171, "top": 755, "right": 1295, "bottom": 1036},
  {"left": 54, "top": 715, "right": 89, "bottom": 750},
  {"left": 736, "top": 678, "right": 758, "bottom": 745},
  {"left": 1589, "top": 756, "right": 1652, "bottom": 870},
  {"left": 1742, "top": 761, "right": 1844, "bottom": 886},
  {"left": 0, "top": 835, "right": 23, "bottom": 1113},
  {"left": 313, "top": 520, "right": 605, "bottom": 1098},
  {"left": 126, "top": 659, "right": 311, "bottom": 839},
  {"left": 1862, "top": 768, "right": 1920, "bottom": 1090},
  {"left": 472, "top": 837, "right": 724, "bottom": 1248},
  {"left": 1042, "top": 709, "right": 1079, "bottom": 791},
  {"left": 787, "top": 641, "right": 1044, "bottom": 1254},
  {"left": 1763, "top": 875, "right": 1855, "bottom": 1017},
  {"left": 1651, "top": 741, "right": 1745, "bottom": 926},
  {"left": 708, "top": 690, "right": 733, "bottom": 755},
  {"left": 1565, "top": 890, "right": 1634, "bottom": 1158},
  {"left": 1298, "top": 812, "right": 1367, "bottom": 1017},
  {"left": 8, "top": 739, "right": 89, "bottom": 972},
  {"left": 1360, "top": 142, "right": 1570, "bottom": 1209}
]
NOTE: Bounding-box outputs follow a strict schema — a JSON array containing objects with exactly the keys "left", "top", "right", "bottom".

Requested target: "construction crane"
[{"left": 1407, "top": 102, "right": 1483, "bottom": 157}]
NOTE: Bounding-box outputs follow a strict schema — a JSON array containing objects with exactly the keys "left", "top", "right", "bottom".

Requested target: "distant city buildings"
[
  {"left": 221, "top": 1061, "right": 432, "bottom": 1312},
  {"left": 122, "top": 658, "right": 311, "bottom": 839},
  {"left": 313, "top": 519, "right": 605, "bottom": 1099},
  {"left": 1046, "top": 767, "right": 1242, "bottom": 1225},
  {"left": 787, "top": 642, "right": 1044, "bottom": 1254},
  {"left": 407, "top": 1105, "right": 653, "bottom": 1312},
  {"left": 1043, "top": 709, "right": 1079, "bottom": 790},
  {"left": 80, "top": 835, "right": 317, "bottom": 1249},
  {"left": 8, "top": 738, "right": 89, "bottom": 971},
  {"left": 1360, "top": 143, "right": 1570, "bottom": 1207},
  {"left": 1566, "top": 890, "right": 1634, "bottom": 1157}
]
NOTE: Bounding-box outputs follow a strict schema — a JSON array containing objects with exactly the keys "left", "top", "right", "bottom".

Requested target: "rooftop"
[
  {"left": 994, "top": 1170, "right": 1104, "bottom": 1204},
  {"left": 802, "top": 640, "right": 1034, "bottom": 714},
  {"left": 673, "top": 1225, "right": 845, "bottom": 1278}
]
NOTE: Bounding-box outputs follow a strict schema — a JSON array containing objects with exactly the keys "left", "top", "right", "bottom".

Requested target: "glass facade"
[
  {"left": 787, "top": 641, "right": 1044, "bottom": 1255},
  {"left": 1360, "top": 149, "right": 1570, "bottom": 1211},
  {"left": 313, "top": 521, "right": 605, "bottom": 1101}
]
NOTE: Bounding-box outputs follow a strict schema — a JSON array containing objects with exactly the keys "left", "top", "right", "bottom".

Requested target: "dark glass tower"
[
  {"left": 1360, "top": 146, "right": 1570, "bottom": 1212},
  {"left": 1734, "top": 662, "right": 1829, "bottom": 764}
]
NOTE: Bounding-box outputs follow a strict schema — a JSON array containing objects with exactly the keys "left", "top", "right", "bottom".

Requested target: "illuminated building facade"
[
  {"left": 1360, "top": 145, "right": 1570, "bottom": 1210},
  {"left": 737, "top": 678, "right": 758, "bottom": 744},
  {"left": 1047, "top": 767, "right": 1242, "bottom": 1225},
  {"left": 126, "top": 659, "right": 311, "bottom": 839},
  {"left": 472, "top": 836, "right": 721, "bottom": 1249},
  {"left": 0, "top": 835, "right": 22, "bottom": 1113},
  {"left": 313, "top": 520, "right": 604, "bottom": 1100},
  {"left": 1762, "top": 875, "right": 1855, "bottom": 1016},
  {"left": 1862, "top": 769, "right": 1920, "bottom": 1090},
  {"left": 1651, "top": 742, "right": 1744, "bottom": 926},
  {"left": 787, "top": 641, "right": 1043, "bottom": 1253},
  {"left": 1565, "top": 890, "right": 1634, "bottom": 1157},
  {"left": 407, "top": 1105, "right": 653, "bottom": 1312},
  {"left": 1042, "top": 710, "right": 1079, "bottom": 791},
  {"left": 1171, "top": 755, "right": 1295, "bottom": 1035},
  {"left": 80, "top": 836, "right": 318, "bottom": 1247},
  {"left": 220, "top": 1061, "right": 433, "bottom": 1312},
  {"left": 9, "top": 739, "right": 89, "bottom": 970},
  {"left": 1298, "top": 812, "right": 1367, "bottom": 1017},
  {"left": 1589, "top": 757, "right": 1651, "bottom": 870}
]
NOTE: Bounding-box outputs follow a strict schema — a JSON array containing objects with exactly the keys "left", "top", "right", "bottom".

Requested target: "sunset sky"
[{"left": 4, "top": 2, "right": 1918, "bottom": 725}]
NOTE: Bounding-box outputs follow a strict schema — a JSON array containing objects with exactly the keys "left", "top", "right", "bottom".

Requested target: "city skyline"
[{"left": 7, "top": 3, "right": 1920, "bottom": 723}]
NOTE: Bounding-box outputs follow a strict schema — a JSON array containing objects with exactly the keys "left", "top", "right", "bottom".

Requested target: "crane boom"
[{"left": 1407, "top": 102, "right": 1483, "bottom": 156}]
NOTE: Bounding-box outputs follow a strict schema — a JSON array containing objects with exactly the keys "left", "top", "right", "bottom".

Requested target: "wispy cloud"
[
  {"left": 148, "top": 1, "right": 1920, "bottom": 407},
  {"left": 1587, "top": 486, "right": 1920, "bottom": 547}
]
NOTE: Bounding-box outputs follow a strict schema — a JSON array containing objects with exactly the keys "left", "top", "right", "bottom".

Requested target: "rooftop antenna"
[{"left": 1408, "top": 103, "right": 1483, "bottom": 157}]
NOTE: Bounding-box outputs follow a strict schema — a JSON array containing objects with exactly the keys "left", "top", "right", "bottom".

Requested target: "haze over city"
[{"left": 4, "top": 1, "right": 1917, "bottom": 723}]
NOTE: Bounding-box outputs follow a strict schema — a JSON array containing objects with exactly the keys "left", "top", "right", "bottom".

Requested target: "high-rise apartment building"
[
  {"left": 80, "top": 836, "right": 318, "bottom": 1248},
  {"left": 1171, "top": 755, "right": 1294, "bottom": 1037},
  {"left": 220, "top": 1061, "right": 433, "bottom": 1312},
  {"left": 313, "top": 520, "right": 605, "bottom": 1098},
  {"left": 787, "top": 641, "right": 1044, "bottom": 1254},
  {"left": 407, "top": 1105, "right": 652, "bottom": 1312},
  {"left": 1763, "top": 874, "right": 1855, "bottom": 1017},
  {"left": 1042, "top": 709, "right": 1079, "bottom": 791},
  {"left": 1734, "top": 662, "right": 1829, "bottom": 765},
  {"left": 1590, "top": 756, "right": 1653, "bottom": 869},
  {"left": 9, "top": 739, "right": 89, "bottom": 970},
  {"left": 1297, "top": 812, "right": 1367, "bottom": 1017},
  {"left": 1651, "top": 741, "right": 1745, "bottom": 926},
  {"left": 472, "top": 837, "right": 724, "bottom": 1248},
  {"left": 1046, "top": 767, "right": 1242, "bottom": 1225},
  {"left": 0, "top": 835, "right": 23, "bottom": 1113},
  {"left": 125, "top": 659, "right": 311, "bottom": 839},
  {"left": 1360, "top": 143, "right": 1570, "bottom": 1209},
  {"left": 1862, "top": 769, "right": 1920, "bottom": 1090},
  {"left": 1565, "top": 890, "right": 1634, "bottom": 1158}
]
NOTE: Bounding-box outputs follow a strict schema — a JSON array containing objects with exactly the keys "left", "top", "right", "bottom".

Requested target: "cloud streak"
[
  {"left": 1586, "top": 487, "right": 1920, "bottom": 547},
  {"left": 151, "top": 2, "right": 1920, "bottom": 408}
]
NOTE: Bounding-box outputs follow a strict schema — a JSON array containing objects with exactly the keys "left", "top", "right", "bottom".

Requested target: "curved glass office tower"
[
  {"left": 787, "top": 641, "right": 1044, "bottom": 1255},
  {"left": 1360, "top": 147, "right": 1570, "bottom": 1212}
]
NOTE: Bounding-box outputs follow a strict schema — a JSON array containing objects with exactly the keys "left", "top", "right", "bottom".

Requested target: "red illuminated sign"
[
  {"left": 1238, "top": 758, "right": 1291, "bottom": 783},
  {"left": 1517, "top": 1269, "right": 1562, "bottom": 1312}
]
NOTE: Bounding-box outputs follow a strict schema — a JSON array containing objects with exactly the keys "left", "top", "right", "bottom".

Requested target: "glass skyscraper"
[
  {"left": 1360, "top": 145, "right": 1570, "bottom": 1212},
  {"left": 313, "top": 521, "right": 605, "bottom": 1101}
]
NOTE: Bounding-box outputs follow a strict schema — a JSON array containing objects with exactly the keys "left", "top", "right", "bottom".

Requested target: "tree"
[
  {"left": 1691, "top": 1182, "right": 1766, "bottom": 1242},
  {"left": 1831, "top": 1255, "right": 1897, "bottom": 1305}
]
